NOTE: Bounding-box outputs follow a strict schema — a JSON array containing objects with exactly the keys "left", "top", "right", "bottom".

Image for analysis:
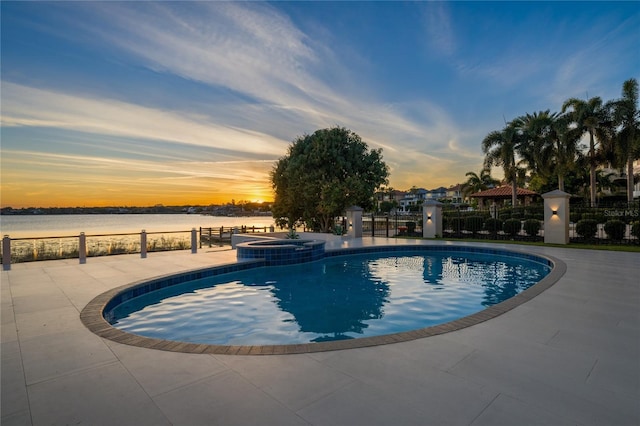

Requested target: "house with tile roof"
[{"left": 469, "top": 186, "right": 539, "bottom": 207}]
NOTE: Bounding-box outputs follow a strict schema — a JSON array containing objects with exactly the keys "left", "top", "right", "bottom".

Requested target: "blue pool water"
[{"left": 108, "top": 250, "right": 551, "bottom": 345}]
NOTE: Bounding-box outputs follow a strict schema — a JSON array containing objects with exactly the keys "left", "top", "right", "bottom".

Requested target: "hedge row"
[
  {"left": 576, "top": 219, "right": 640, "bottom": 241},
  {"left": 445, "top": 216, "right": 542, "bottom": 237}
]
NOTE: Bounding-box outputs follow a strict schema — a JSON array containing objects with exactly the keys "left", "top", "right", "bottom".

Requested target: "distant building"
[
  {"left": 397, "top": 187, "right": 450, "bottom": 212},
  {"left": 399, "top": 188, "right": 427, "bottom": 212},
  {"left": 426, "top": 187, "right": 447, "bottom": 200},
  {"left": 375, "top": 189, "right": 406, "bottom": 212},
  {"left": 446, "top": 184, "right": 464, "bottom": 204}
]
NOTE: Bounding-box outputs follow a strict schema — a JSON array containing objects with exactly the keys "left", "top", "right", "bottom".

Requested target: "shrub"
[
  {"left": 448, "top": 217, "right": 465, "bottom": 233},
  {"left": 465, "top": 216, "right": 484, "bottom": 235},
  {"left": 581, "top": 212, "right": 605, "bottom": 223},
  {"left": 523, "top": 219, "right": 541, "bottom": 237},
  {"left": 604, "top": 220, "right": 626, "bottom": 241},
  {"left": 484, "top": 218, "right": 503, "bottom": 234},
  {"left": 406, "top": 221, "right": 416, "bottom": 234},
  {"left": 576, "top": 219, "right": 598, "bottom": 239},
  {"left": 512, "top": 206, "right": 525, "bottom": 218},
  {"left": 570, "top": 212, "right": 580, "bottom": 223},
  {"left": 631, "top": 221, "right": 640, "bottom": 239},
  {"left": 498, "top": 207, "right": 512, "bottom": 221},
  {"left": 503, "top": 219, "right": 522, "bottom": 237}
]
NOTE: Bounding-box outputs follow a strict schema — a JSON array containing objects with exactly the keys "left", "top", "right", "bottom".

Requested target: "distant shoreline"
[{"left": 1, "top": 205, "right": 273, "bottom": 217}]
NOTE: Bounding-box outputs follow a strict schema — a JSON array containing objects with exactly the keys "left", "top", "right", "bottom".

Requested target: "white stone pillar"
[
  {"left": 346, "top": 206, "right": 363, "bottom": 238},
  {"left": 423, "top": 200, "right": 443, "bottom": 238},
  {"left": 542, "top": 190, "right": 571, "bottom": 244}
]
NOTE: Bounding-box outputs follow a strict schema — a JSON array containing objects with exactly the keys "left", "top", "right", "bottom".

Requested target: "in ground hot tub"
[{"left": 236, "top": 239, "right": 325, "bottom": 266}]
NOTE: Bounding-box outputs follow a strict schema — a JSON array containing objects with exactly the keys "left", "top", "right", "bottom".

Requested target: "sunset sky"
[{"left": 1, "top": 1, "right": 638, "bottom": 208}]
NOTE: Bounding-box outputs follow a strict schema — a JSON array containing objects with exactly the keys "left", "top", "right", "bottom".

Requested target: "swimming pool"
[{"left": 87, "top": 246, "right": 559, "bottom": 353}]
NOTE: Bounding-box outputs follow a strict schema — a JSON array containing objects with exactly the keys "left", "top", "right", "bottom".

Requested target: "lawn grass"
[{"left": 398, "top": 236, "right": 640, "bottom": 253}]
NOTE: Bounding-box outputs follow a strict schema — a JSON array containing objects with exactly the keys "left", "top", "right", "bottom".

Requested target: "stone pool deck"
[{"left": 1, "top": 237, "right": 639, "bottom": 425}]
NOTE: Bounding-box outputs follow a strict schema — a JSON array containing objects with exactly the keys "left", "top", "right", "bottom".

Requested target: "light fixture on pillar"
[
  {"left": 349, "top": 222, "right": 353, "bottom": 228},
  {"left": 427, "top": 215, "right": 432, "bottom": 221},
  {"left": 552, "top": 209, "right": 558, "bottom": 216}
]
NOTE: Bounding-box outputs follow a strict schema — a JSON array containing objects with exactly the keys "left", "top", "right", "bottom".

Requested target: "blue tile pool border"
[{"left": 81, "top": 244, "right": 566, "bottom": 355}]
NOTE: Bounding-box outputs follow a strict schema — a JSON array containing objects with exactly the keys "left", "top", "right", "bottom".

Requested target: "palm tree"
[
  {"left": 550, "top": 114, "right": 583, "bottom": 192},
  {"left": 610, "top": 78, "right": 640, "bottom": 203},
  {"left": 514, "top": 110, "right": 558, "bottom": 182},
  {"left": 482, "top": 123, "right": 521, "bottom": 206},
  {"left": 519, "top": 111, "right": 583, "bottom": 192},
  {"left": 562, "top": 96, "right": 612, "bottom": 207},
  {"left": 463, "top": 169, "right": 499, "bottom": 197}
]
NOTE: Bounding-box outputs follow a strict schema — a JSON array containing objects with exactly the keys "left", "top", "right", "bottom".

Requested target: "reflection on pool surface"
[{"left": 107, "top": 250, "right": 551, "bottom": 345}]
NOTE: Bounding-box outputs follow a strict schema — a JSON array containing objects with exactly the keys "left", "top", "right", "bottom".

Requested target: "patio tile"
[
  {"left": 1, "top": 340, "right": 30, "bottom": 420},
  {"left": 19, "top": 329, "right": 116, "bottom": 385},
  {"left": 14, "top": 305, "right": 86, "bottom": 340},
  {"left": 448, "top": 348, "right": 636, "bottom": 426},
  {"left": 297, "top": 380, "right": 436, "bottom": 426},
  {"left": 216, "top": 353, "right": 355, "bottom": 411},
  {"left": 0, "top": 410, "right": 32, "bottom": 426},
  {"left": 106, "top": 340, "right": 229, "bottom": 397},
  {"left": 28, "top": 362, "right": 170, "bottom": 426},
  {"left": 1, "top": 239, "right": 638, "bottom": 425},
  {"left": 153, "top": 370, "right": 308, "bottom": 425},
  {"left": 470, "top": 393, "right": 575, "bottom": 426}
]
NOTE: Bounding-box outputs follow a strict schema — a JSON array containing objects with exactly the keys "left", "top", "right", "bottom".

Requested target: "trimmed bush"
[
  {"left": 523, "top": 219, "right": 542, "bottom": 237},
  {"left": 498, "top": 207, "right": 512, "bottom": 221},
  {"left": 631, "top": 221, "right": 640, "bottom": 239},
  {"left": 406, "top": 221, "right": 416, "bottom": 234},
  {"left": 576, "top": 219, "right": 598, "bottom": 239},
  {"left": 581, "top": 212, "right": 605, "bottom": 223},
  {"left": 484, "top": 218, "right": 503, "bottom": 234},
  {"left": 604, "top": 220, "right": 626, "bottom": 241},
  {"left": 448, "top": 217, "right": 465, "bottom": 233},
  {"left": 464, "top": 216, "right": 484, "bottom": 235},
  {"left": 503, "top": 219, "right": 522, "bottom": 237},
  {"left": 512, "top": 207, "right": 525, "bottom": 218}
]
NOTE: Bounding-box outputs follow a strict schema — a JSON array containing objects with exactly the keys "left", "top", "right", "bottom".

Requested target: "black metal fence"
[
  {"left": 366, "top": 203, "right": 639, "bottom": 245},
  {"left": 364, "top": 214, "right": 424, "bottom": 237}
]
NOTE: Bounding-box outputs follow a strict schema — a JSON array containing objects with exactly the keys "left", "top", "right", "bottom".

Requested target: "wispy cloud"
[
  {"left": 421, "top": 2, "right": 456, "bottom": 56},
  {"left": 6, "top": 1, "right": 631, "bottom": 208},
  {"left": 1, "top": 82, "right": 287, "bottom": 156},
  {"left": 2, "top": 1, "right": 474, "bottom": 192}
]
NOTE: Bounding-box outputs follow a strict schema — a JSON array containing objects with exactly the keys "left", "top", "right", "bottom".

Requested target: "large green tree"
[
  {"left": 610, "top": 78, "right": 640, "bottom": 203},
  {"left": 271, "top": 127, "right": 389, "bottom": 232},
  {"left": 561, "top": 96, "right": 612, "bottom": 206},
  {"left": 514, "top": 110, "right": 558, "bottom": 182},
  {"left": 482, "top": 123, "right": 521, "bottom": 206},
  {"left": 514, "top": 110, "right": 582, "bottom": 192}
]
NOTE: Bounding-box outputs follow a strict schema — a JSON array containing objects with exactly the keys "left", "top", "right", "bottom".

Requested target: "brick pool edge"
[{"left": 80, "top": 248, "right": 566, "bottom": 355}]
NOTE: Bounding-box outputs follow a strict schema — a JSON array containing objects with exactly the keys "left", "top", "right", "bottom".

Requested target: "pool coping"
[{"left": 80, "top": 246, "right": 567, "bottom": 355}]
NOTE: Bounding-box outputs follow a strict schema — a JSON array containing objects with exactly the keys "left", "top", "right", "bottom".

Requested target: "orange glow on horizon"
[{"left": 0, "top": 182, "right": 275, "bottom": 209}]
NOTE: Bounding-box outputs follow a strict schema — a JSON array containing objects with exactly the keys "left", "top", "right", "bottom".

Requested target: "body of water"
[{"left": 0, "top": 214, "right": 276, "bottom": 238}]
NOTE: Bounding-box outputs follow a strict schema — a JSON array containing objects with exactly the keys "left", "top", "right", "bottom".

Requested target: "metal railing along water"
[{"left": 1, "top": 225, "right": 275, "bottom": 270}]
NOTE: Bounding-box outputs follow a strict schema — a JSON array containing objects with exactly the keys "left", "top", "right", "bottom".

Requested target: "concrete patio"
[{"left": 1, "top": 237, "right": 639, "bottom": 425}]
